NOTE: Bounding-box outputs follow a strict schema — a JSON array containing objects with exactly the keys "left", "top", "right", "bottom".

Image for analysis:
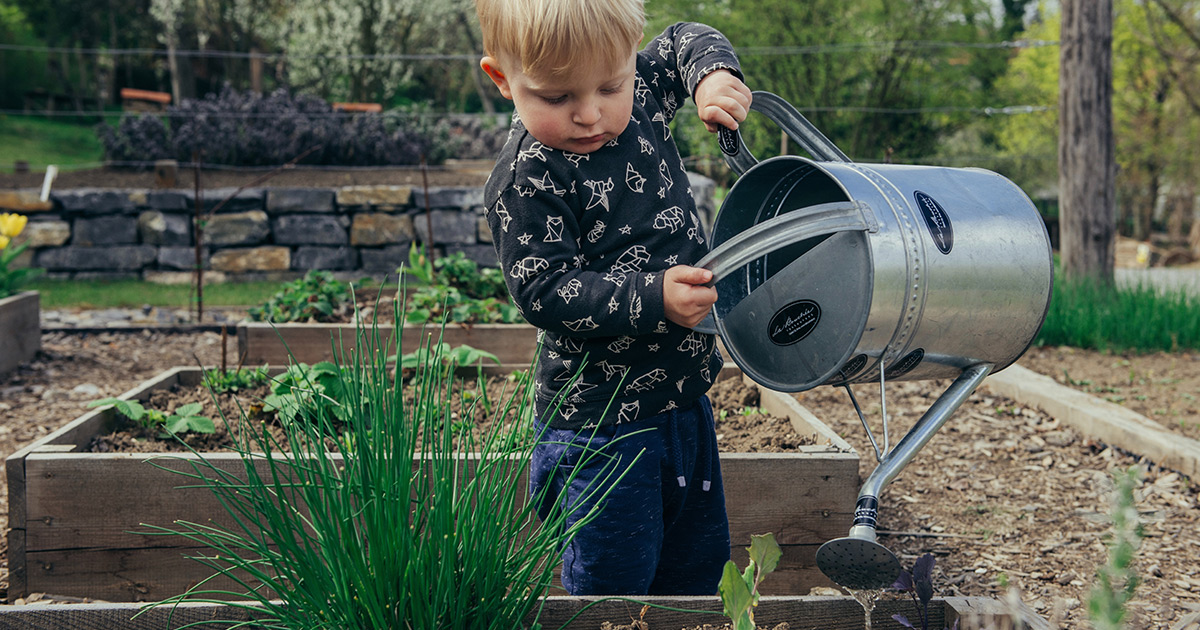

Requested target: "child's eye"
[{"left": 542, "top": 95, "right": 567, "bottom": 105}]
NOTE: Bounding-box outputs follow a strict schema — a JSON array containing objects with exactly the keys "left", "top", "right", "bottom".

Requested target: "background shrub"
[{"left": 97, "top": 85, "right": 508, "bottom": 168}]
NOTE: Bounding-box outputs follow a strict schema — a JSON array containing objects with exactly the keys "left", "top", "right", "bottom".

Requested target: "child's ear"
[{"left": 481, "top": 57, "right": 513, "bottom": 100}]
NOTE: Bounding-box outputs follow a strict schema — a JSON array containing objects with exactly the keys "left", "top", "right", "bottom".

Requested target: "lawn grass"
[
  {"left": 29, "top": 279, "right": 284, "bottom": 310},
  {"left": 0, "top": 115, "right": 110, "bottom": 171},
  {"left": 1036, "top": 271, "right": 1200, "bottom": 353}
]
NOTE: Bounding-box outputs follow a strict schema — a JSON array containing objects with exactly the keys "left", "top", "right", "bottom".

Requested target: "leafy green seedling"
[
  {"left": 718, "top": 532, "right": 782, "bottom": 630},
  {"left": 1088, "top": 467, "right": 1143, "bottom": 630},
  {"left": 395, "top": 342, "right": 500, "bottom": 371},
  {"left": 203, "top": 365, "right": 271, "bottom": 393},
  {"left": 87, "top": 398, "right": 215, "bottom": 438},
  {"left": 162, "top": 403, "right": 216, "bottom": 436},
  {"left": 246, "top": 270, "right": 365, "bottom": 323},
  {"left": 262, "top": 361, "right": 347, "bottom": 424}
]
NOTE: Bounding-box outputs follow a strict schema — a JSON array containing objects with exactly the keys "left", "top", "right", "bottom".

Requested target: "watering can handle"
[
  {"left": 694, "top": 200, "right": 876, "bottom": 287},
  {"left": 718, "top": 91, "right": 851, "bottom": 176}
]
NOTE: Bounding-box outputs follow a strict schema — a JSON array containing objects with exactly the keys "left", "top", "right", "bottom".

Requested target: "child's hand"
[
  {"left": 694, "top": 70, "right": 752, "bottom": 134},
  {"left": 663, "top": 265, "right": 718, "bottom": 329}
]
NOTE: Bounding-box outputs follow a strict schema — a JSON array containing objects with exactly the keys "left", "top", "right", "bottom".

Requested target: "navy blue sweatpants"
[{"left": 529, "top": 396, "right": 730, "bottom": 596}]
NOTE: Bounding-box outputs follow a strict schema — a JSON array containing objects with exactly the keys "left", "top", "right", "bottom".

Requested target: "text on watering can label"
[
  {"left": 914, "top": 190, "right": 954, "bottom": 254},
  {"left": 884, "top": 348, "right": 925, "bottom": 379},
  {"left": 768, "top": 300, "right": 821, "bottom": 346}
]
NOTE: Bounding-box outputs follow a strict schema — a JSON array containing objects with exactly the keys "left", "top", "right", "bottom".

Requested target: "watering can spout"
[{"left": 816, "top": 362, "right": 994, "bottom": 590}]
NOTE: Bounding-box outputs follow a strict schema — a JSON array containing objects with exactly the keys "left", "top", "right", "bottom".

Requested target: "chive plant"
[{"left": 142, "top": 279, "right": 632, "bottom": 629}]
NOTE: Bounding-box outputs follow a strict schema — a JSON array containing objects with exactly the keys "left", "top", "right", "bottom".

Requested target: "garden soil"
[{"left": 0, "top": 330, "right": 1198, "bottom": 629}]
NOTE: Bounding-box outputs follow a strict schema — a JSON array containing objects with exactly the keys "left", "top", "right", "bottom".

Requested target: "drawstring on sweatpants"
[
  {"left": 668, "top": 408, "right": 687, "bottom": 487},
  {"left": 699, "top": 400, "right": 713, "bottom": 491},
  {"left": 667, "top": 401, "right": 715, "bottom": 491}
]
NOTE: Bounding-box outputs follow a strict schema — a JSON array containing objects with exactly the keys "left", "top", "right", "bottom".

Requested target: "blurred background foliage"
[{"left": 1, "top": 0, "right": 1199, "bottom": 244}]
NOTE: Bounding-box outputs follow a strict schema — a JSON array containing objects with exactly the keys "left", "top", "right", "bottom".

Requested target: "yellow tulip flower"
[
  {"left": 0, "top": 234, "right": 9, "bottom": 250},
  {"left": 0, "top": 213, "right": 29, "bottom": 239}
]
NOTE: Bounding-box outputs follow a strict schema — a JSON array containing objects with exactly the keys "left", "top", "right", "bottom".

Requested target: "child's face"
[{"left": 482, "top": 49, "right": 638, "bottom": 154}]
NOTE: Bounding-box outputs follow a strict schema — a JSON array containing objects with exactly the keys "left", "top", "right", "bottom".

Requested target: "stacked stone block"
[
  {"left": 3, "top": 172, "right": 716, "bottom": 282},
  {"left": 12, "top": 185, "right": 493, "bottom": 282}
]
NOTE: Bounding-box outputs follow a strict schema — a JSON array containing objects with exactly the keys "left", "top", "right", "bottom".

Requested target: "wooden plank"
[
  {"left": 986, "top": 364, "right": 1200, "bottom": 479},
  {"left": 0, "top": 602, "right": 263, "bottom": 630},
  {"left": 332, "top": 102, "right": 382, "bottom": 113},
  {"left": 0, "top": 596, "right": 1040, "bottom": 629},
  {"left": 0, "top": 291, "right": 40, "bottom": 376},
  {"left": 25, "top": 453, "right": 256, "bottom": 550},
  {"left": 24, "top": 452, "right": 855, "bottom": 550},
  {"left": 23, "top": 547, "right": 268, "bottom": 603},
  {"left": 531, "top": 595, "right": 952, "bottom": 629},
  {"left": 721, "top": 453, "right": 857, "bottom": 545},
  {"left": 119, "top": 88, "right": 171, "bottom": 104},
  {"left": 237, "top": 322, "right": 540, "bottom": 367}
]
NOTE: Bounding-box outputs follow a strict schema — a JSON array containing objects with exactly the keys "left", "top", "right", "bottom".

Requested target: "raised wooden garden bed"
[
  {"left": 236, "top": 320, "right": 541, "bottom": 368},
  {"left": 0, "top": 595, "right": 1049, "bottom": 629},
  {"left": 5, "top": 366, "right": 858, "bottom": 602},
  {"left": 0, "top": 291, "right": 40, "bottom": 376}
]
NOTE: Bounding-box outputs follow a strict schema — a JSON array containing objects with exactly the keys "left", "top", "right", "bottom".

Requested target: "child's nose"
[{"left": 573, "top": 100, "right": 602, "bottom": 126}]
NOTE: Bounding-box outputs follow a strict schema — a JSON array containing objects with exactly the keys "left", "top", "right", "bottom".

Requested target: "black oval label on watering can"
[
  {"left": 831, "top": 353, "right": 869, "bottom": 383},
  {"left": 768, "top": 300, "right": 821, "bottom": 346},
  {"left": 884, "top": 348, "right": 924, "bottom": 379},
  {"left": 839, "top": 353, "right": 869, "bottom": 379},
  {"left": 914, "top": 191, "right": 954, "bottom": 254}
]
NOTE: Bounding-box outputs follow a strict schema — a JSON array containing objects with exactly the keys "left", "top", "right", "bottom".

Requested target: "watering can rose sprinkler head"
[{"left": 815, "top": 498, "right": 902, "bottom": 591}]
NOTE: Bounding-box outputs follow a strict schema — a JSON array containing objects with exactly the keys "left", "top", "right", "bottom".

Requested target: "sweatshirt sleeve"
[{"left": 639, "top": 22, "right": 744, "bottom": 124}]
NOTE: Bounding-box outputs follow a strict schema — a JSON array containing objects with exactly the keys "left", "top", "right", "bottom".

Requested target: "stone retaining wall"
[{"left": 3, "top": 174, "right": 715, "bottom": 282}]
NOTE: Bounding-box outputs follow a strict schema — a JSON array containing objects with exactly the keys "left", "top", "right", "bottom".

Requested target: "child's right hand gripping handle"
[{"left": 715, "top": 91, "right": 852, "bottom": 177}]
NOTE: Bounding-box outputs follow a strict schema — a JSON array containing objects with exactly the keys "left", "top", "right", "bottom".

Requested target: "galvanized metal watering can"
[{"left": 697, "top": 91, "right": 1053, "bottom": 590}]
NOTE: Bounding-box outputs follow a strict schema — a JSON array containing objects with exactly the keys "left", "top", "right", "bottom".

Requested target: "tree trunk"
[
  {"left": 250, "top": 46, "right": 263, "bottom": 94},
  {"left": 1058, "top": 0, "right": 1116, "bottom": 283},
  {"left": 457, "top": 10, "right": 495, "bottom": 115},
  {"left": 167, "top": 35, "right": 182, "bottom": 106}
]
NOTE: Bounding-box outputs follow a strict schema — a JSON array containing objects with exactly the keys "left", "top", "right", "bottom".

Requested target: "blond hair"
[{"left": 476, "top": 0, "right": 644, "bottom": 79}]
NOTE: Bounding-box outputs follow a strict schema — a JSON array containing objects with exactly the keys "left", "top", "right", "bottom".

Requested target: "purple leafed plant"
[{"left": 891, "top": 553, "right": 958, "bottom": 630}]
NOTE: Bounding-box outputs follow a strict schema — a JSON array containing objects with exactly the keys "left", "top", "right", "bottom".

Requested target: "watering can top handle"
[
  {"left": 694, "top": 200, "right": 876, "bottom": 287},
  {"left": 718, "top": 91, "right": 851, "bottom": 175}
]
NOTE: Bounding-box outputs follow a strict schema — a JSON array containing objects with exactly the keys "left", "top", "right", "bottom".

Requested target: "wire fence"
[
  {"left": 0, "top": 38, "right": 1059, "bottom": 59},
  {"left": 1, "top": 37, "right": 1062, "bottom": 171}
]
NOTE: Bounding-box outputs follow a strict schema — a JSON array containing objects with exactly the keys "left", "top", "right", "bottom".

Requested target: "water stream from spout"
[{"left": 847, "top": 588, "right": 884, "bottom": 630}]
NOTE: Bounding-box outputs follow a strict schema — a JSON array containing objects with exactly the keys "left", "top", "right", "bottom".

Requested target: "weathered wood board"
[
  {"left": 0, "top": 291, "right": 40, "bottom": 376},
  {"left": 236, "top": 321, "right": 541, "bottom": 367},
  {"left": 0, "top": 596, "right": 1048, "bottom": 630}
]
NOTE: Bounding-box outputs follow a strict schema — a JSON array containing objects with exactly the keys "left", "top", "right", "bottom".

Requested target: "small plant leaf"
[
  {"left": 913, "top": 553, "right": 936, "bottom": 606},
  {"left": 718, "top": 560, "right": 755, "bottom": 630},
  {"left": 88, "top": 398, "right": 147, "bottom": 421},
  {"left": 175, "top": 402, "right": 203, "bottom": 417},
  {"left": 748, "top": 532, "right": 782, "bottom": 577},
  {"left": 893, "top": 569, "right": 915, "bottom": 592}
]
